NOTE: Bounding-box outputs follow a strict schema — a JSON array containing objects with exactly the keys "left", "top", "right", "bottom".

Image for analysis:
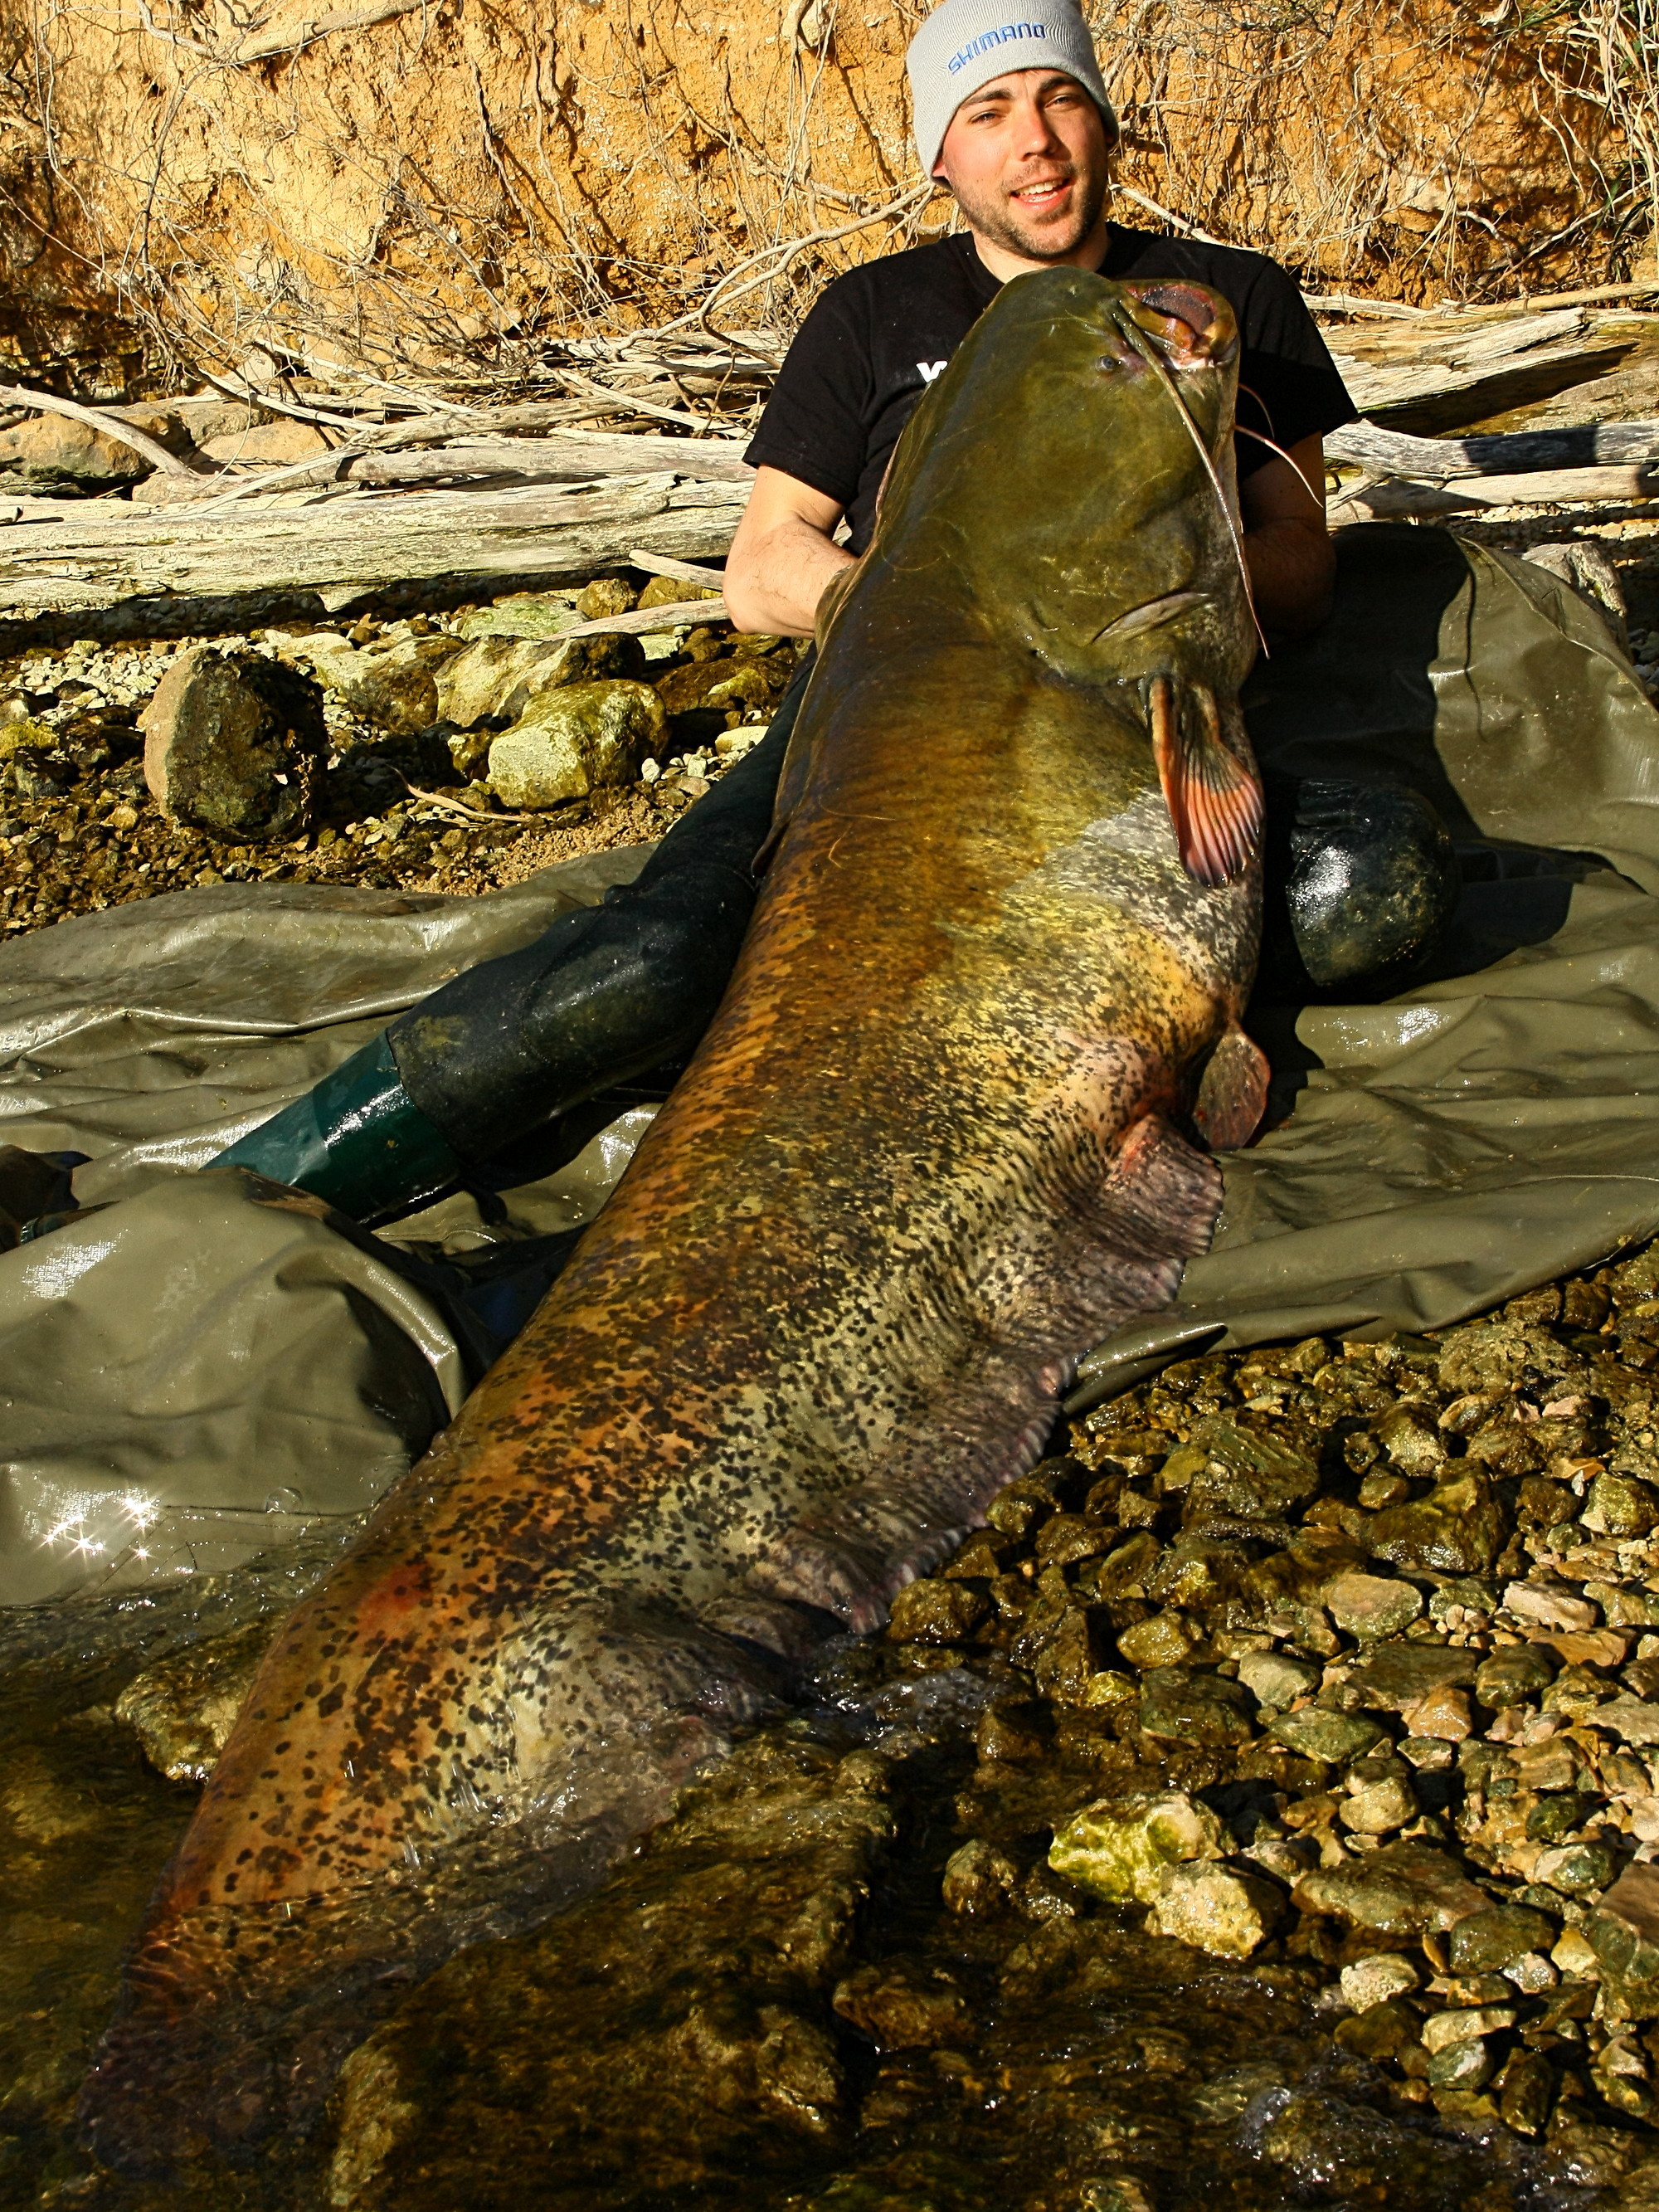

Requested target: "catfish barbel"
[{"left": 81, "top": 268, "right": 1269, "bottom": 2169}]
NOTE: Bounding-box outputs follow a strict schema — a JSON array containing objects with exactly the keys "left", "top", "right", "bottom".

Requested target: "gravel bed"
[{"left": 0, "top": 599, "right": 786, "bottom": 934}]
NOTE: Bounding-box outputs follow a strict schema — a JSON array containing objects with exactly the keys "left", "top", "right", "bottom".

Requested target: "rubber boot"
[
  {"left": 211, "top": 653, "right": 812, "bottom": 1221},
  {"left": 210, "top": 1030, "right": 461, "bottom": 1220},
  {"left": 1258, "top": 776, "right": 1462, "bottom": 998}
]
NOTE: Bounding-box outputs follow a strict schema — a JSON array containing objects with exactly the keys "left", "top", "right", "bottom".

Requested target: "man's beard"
[{"left": 951, "top": 162, "right": 1109, "bottom": 263}]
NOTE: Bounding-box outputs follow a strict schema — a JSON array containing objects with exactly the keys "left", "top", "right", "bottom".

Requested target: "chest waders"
[
  {"left": 211, "top": 647, "right": 1467, "bottom": 1226},
  {"left": 210, "top": 658, "right": 812, "bottom": 1222}
]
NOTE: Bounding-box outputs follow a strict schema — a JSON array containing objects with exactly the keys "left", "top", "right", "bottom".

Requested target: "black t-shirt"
[{"left": 745, "top": 224, "right": 1356, "bottom": 554}]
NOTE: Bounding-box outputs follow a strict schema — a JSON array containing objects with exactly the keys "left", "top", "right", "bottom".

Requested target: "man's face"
[{"left": 933, "top": 68, "right": 1112, "bottom": 265}]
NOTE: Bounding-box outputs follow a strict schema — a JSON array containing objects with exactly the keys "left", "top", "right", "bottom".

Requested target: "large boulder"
[
  {"left": 487, "top": 680, "right": 665, "bottom": 809},
  {"left": 0, "top": 408, "right": 171, "bottom": 488},
  {"left": 141, "top": 646, "right": 325, "bottom": 841},
  {"left": 198, "top": 420, "right": 332, "bottom": 465}
]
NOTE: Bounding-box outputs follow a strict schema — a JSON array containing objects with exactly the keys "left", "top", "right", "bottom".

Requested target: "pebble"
[{"left": 1340, "top": 1951, "right": 1421, "bottom": 2009}]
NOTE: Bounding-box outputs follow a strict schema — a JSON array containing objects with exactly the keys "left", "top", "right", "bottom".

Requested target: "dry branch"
[
  {"left": 232, "top": 0, "right": 426, "bottom": 63},
  {"left": 557, "top": 596, "right": 731, "bottom": 639},
  {"left": 625, "top": 549, "right": 727, "bottom": 588},
  {"left": 0, "top": 386, "right": 198, "bottom": 479}
]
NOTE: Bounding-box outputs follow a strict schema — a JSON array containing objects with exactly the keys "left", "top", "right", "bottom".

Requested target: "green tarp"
[
  {"left": 0, "top": 855, "right": 653, "bottom": 1604},
  {"left": 3, "top": 523, "right": 1658, "bottom": 1603},
  {"left": 1074, "top": 523, "right": 1659, "bottom": 1403}
]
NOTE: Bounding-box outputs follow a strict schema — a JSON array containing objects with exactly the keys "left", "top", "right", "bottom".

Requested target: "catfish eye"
[{"left": 1097, "top": 354, "right": 1121, "bottom": 374}]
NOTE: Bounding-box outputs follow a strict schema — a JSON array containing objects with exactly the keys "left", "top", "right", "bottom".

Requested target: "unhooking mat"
[{"left": 3, "top": 519, "right": 1659, "bottom": 1606}]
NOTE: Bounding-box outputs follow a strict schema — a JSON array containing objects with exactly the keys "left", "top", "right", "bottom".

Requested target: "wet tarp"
[
  {"left": 0, "top": 855, "right": 653, "bottom": 1605},
  {"left": 1074, "top": 523, "right": 1659, "bottom": 1404},
  {"left": 4, "top": 521, "right": 1659, "bottom": 1601}
]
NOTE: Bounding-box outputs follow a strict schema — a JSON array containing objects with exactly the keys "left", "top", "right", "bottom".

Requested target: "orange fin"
[
  {"left": 1150, "top": 675, "right": 1264, "bottom": 887},
  {"left": 1194, "top": 1020, "right": 1271, "bottom": 1151}
]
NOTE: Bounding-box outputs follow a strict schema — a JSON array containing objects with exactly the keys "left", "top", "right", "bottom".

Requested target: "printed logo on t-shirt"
[
  {"left": 947, "top": 21, "right": 1045, "bottom": 71},
  {"left": 917, "top": 359, "right": 948, "bottom": 383}
]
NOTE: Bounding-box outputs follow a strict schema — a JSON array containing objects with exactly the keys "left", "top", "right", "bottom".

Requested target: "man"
[
  {"left": 726, "top": 0, "right": 1355, "bottom": 642},
  {"left": 212, "top": 0, "right": 1437, "bottom": 1234}
]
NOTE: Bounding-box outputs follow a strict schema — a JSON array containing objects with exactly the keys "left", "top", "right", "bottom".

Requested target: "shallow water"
[
  {"left": 0, "top": 1589, "right": 1624, "bottom": 2211},
  {"left": 8, "top": 1286, "right": 1659, "bottom": 2210}
]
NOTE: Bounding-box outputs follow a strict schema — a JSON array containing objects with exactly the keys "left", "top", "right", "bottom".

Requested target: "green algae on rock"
[{"left": 1048, "top": 1791, "right": 1226, "bottom": 1904}]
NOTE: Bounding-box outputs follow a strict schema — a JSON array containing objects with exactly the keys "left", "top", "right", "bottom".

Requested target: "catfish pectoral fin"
[
  {"left": 1149, "top": 675, "right": 1264, "bottom": 887},
  {"left": 1194, "top": 1021, "right": 1271, "bottom": 1151}
]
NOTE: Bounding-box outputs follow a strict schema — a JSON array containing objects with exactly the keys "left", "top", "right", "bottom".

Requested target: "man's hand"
[
  {"left": 723, "top": 467, "right": 856, "bottom": 636},
  {"left": 1241, "top": 436, "right": 1333, "bottom": 639}
]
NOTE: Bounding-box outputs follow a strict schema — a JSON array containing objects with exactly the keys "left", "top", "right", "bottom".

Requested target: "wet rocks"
[
  {"left": 1593, "top": 1471, "right": 1659, "bottom": 1537},
  {"left": 1340, "top": 1770, "right": 1418, "bottom": 1834},
  {"left": 142, "top": 645, "right": 325, "bottom": 840},
  {"left": 1267, "top": 1707, "right": 1384, "bottom": 1761},
  {"left": 487, "top": 680, "right": 667, "bottom": 810},
  {"left": 1145, "top": 1861, "right": 1281, "bottom": 1956},
  {"left": 1165, "top": 1414, "right": 1321, "bottom": 1520},
  {"left": 1345, "top": 1643, "right": 1479, "bottom": 1711},
  {"left": 1447, "top": 1900, "right": 1558, "bottom": 1971},
  {"left": 941, "top": 1836, "right": 1019, "bottom": 1914},
  {"left": 1366, "top": 1464, "right": 1511, "bottom": 1573},
  {"left": 1294, "top": 1840, "right": 1489, "bottom": 1932},
  {"left": 1236, "top": 1647, "right": 1321, "bottom": 1708},
  {"left": 1326, "top": 1571, "right": 1423, "bottom": 1641},
  {"left": 1138, "top": 1665, "right": 1255, "bottom": 1746},
  {"left": 888, "top": 1578, "right": 991, "bottom": 1644},
  {"left": 325, "top": 1736, "right": 897, "bottom": 2209},
  {"left": 1340, "top": 1951, "right": 1421, "bottom": 2008},
  {"left": 831, "top": 1961, "right": 975, "bottom": 2049},
  {"left": 1048, "top": 1791, "right": 1225, "bottom": 1903},
  {"left": 115, "top": 1620, "right": 275, "bottom": 1781},
  {"left": 1591, "top": 1865, "right": 1659, "bottom": 2020}
]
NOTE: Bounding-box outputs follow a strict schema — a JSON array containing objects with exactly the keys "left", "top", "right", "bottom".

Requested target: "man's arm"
[
  {"left": 726, "top": 439, "right": 1334, "bottom": 641},
  {"left": 1240, "top": 435, "right": 1332, "bottom": 639},
  {"left": 723, "top": 466, "right": 856, "bottom": 637}
]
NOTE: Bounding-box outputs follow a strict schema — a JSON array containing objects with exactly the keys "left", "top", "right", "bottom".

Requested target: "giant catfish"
[{"left": 81, "top": 268, "right": 1270, "bottom": 2169}]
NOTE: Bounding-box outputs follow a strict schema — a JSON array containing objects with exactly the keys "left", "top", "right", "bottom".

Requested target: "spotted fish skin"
[{"left": 81, "top": 269, "right": 1264, "bottom": 2169}]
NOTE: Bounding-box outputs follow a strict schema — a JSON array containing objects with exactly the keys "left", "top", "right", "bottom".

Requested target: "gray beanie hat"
[{"left": 907, "top": 0, "right": 1118, "bottom": 178}]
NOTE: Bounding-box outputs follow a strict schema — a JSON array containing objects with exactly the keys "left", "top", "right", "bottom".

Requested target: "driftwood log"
[
  {"left": 1341, "top": 463, "right": 1659, "bottom": 520},
  {"left": 0, "top": 475, "right": 747, "bottom": 649},
  {"left": 1328, "top": 419, "right": 1659, "bottom": 477},
  {"left": 1326, "top": 308, "right": 1636, "bottom": 436}
]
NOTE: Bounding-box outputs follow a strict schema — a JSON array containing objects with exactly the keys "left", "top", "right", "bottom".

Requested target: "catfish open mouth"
[{"left": 1121, "top": 281, "right": 1238, "bottom": 369}]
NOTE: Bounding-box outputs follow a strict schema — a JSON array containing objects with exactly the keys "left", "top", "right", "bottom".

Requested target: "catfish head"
[{"left": 818, "top": 269, "right": 1262, "bottom": 891}]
